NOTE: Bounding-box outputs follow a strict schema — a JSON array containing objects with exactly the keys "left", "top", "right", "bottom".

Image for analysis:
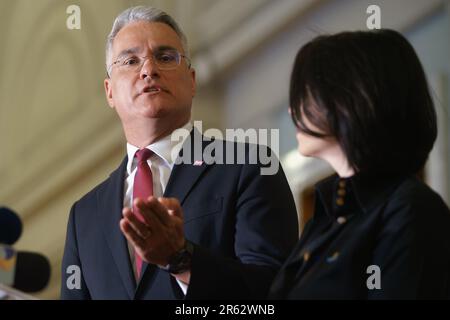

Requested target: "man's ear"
[
  {"left": 104, "top": 78, "right": 114, "bottom": 108},
  {"left": 190, "top": 69, "right": 196, "bottom": 98}
]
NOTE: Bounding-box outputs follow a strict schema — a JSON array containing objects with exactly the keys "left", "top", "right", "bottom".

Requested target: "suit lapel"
[
  {"left": 271, "top": 218, "right": 351, "bottom": 298},
  {"left": 164, "top": 128, "right": 210, "bottom": 204},
  {"left": 163, "top": 160, "right": 209, "bottom": 203},
  {"left": 286, "top": 215, "right": 353, "bottom": 281},
  {"left": 98, "top": 157, "right": 136, "bottom": 299}
]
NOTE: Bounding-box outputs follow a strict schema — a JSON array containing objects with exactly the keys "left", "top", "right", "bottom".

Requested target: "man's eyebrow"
[
  {"left": 115, "top": 47, "right": 142, "bottom": 60},
  {"left": 114, "top": 45, "right": 180, "bottom": 61},
  {"left": 155, "top": 45, "right": 178, "bottom": 52}
]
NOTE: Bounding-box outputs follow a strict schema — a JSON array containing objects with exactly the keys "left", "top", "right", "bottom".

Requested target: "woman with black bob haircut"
[{"left": 269, "top": 29, "right": 450, "bottom": 299}]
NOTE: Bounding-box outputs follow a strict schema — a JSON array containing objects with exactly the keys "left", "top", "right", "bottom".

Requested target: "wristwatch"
[{"left": 159, "top": 240, "right": 194, "bottom": 274}]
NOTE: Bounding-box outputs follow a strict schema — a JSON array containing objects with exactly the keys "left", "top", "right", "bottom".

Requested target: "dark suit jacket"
[
  {"left": 269, "top": 173, "right": 450, "bottom": 299},
  {"left": 61, "top": 135, "right": 298, "bottom": 299}
]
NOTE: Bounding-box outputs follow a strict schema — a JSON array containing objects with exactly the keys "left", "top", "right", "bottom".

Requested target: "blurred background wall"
[{"left": 0, "top": 0, "right": 448, "bottom": 299}]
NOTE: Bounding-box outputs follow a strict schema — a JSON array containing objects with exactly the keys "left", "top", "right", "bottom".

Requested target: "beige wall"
[{"left": 0, "top": 0, "right": 118, "bottom": 299}]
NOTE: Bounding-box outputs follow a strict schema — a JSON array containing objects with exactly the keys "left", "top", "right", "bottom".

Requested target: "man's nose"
[{"left": 140, "top": 57, "right": 159, "bottom": 79}]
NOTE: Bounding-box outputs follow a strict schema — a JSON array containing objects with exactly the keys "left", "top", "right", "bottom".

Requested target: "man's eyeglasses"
[{"left": 107, "top": 49, "right": 190, "bottom": 76}]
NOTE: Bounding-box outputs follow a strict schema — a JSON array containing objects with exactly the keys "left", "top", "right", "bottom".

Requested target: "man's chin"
[{"left": 136, "top": 103, "right": 169, "bottom": 118}]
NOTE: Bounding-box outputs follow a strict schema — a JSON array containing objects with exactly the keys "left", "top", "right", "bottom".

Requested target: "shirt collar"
[
  {"left": 126, "top": 122, "right": 193, "bottom": 175},
  {"left": 315, "top": 172, "right": 409, "bottom": 218}
]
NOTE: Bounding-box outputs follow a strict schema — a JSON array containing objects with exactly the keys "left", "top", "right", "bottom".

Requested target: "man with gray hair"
[{"left": 61, "top": 5, "right": 298, "bottom": 300}]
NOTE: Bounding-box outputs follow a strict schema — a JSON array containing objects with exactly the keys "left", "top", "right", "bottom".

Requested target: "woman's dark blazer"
[{"left": 269, "top": 173, "right": 450, "bottom": 299}]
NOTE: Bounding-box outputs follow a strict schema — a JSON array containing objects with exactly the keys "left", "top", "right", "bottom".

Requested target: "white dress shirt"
[{"left": 123, "top": 122, "right": 192, "bottom": 294}]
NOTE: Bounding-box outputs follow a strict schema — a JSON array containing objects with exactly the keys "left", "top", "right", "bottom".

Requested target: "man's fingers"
[
  {"left": 122, "top": 208, "right": 152, "bottom": 240},
  {"left": 137, "top": 197, "right": 172, "bottom": 226},
  {"left": 158, "top": 197, "right": 183, "bottom": 219},
  {"left": 133, "top": 198, "right": 161, "bottom": 228},
  {"left": 119, "top": 218, "right": 145, "bottom": 249}
]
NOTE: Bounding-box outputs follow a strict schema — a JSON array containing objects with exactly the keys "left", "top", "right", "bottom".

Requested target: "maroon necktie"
[{"left": 132, "top": 148, "right": 153, "bottom": 279}]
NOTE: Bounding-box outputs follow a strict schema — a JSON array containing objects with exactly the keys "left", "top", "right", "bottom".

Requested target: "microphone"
[
  {"left": 0, "top": 207, "right": 23, "bottom": 245},
  {"left": 14, "top": 251, "right": 51, "bottom": 293},
  {"left": 0, "top": 245, "right": 51, "bottom": 293}
]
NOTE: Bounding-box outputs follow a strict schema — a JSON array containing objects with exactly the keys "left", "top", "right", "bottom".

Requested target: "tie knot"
[{"left": 135, "top": 148, "right": 153, "bottom": 163}]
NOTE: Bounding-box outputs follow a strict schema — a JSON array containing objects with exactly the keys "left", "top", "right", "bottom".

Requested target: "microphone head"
[
  {"left": 0, "top": 207, "right": 23, "bottom": 245},
  {"left": 14, "top": 251, "right": 51, "bottom": 293}
]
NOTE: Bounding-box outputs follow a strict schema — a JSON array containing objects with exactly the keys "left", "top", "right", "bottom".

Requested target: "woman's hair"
[{"left": 289, "top": 29, "right": 437, "bottom": 176}]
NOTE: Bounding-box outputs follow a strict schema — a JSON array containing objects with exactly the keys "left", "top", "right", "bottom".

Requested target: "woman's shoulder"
[
  {"left": 392, "top": 176, "right": 448, "bottom": 207},
  {"left": 382, "top": 175, "right": 450, "bottom": 225},
  {"left": 374, "top": 175, "right": 450, "bottom": 260}
]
